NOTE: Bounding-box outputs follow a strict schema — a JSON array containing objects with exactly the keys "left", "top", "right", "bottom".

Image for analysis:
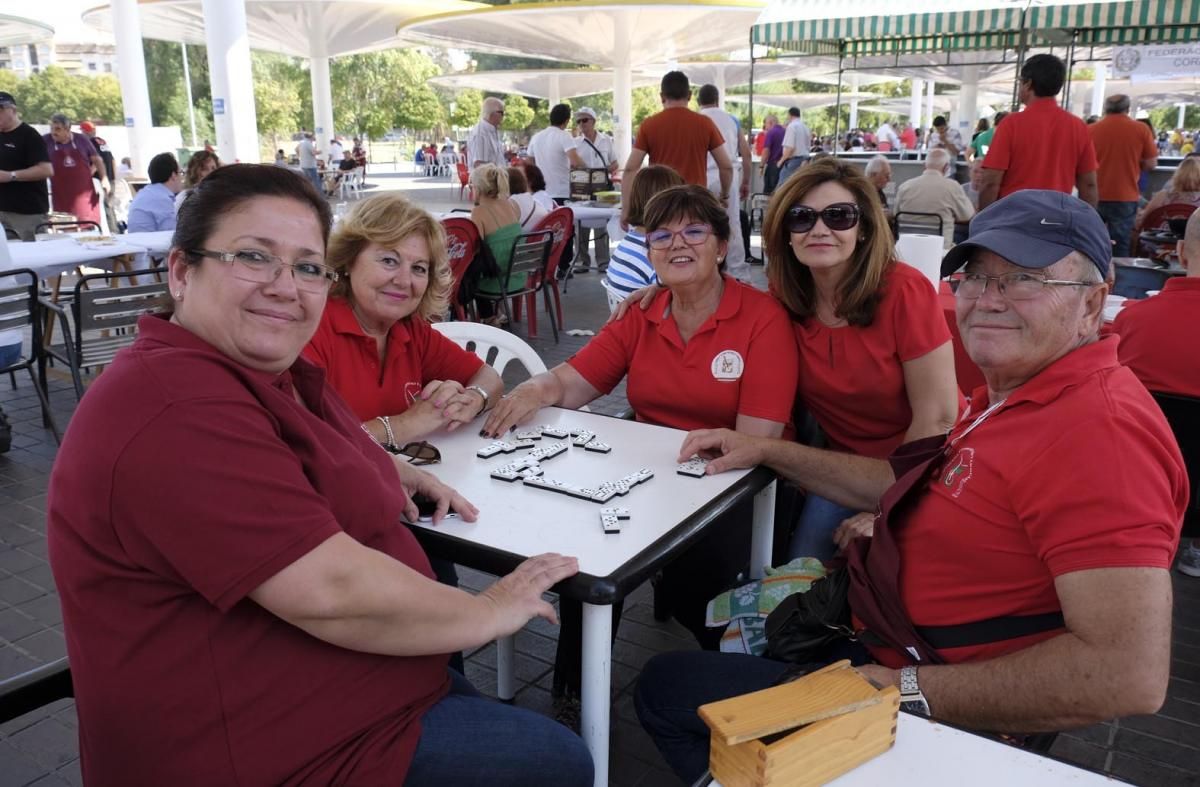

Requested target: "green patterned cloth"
[{"left": 705, "top": 558, "right": 829, "bottom": 656}]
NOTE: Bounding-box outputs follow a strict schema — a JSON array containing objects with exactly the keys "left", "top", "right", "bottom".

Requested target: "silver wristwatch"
[
  {"left": 465, "top": 384, "right": 490, "bottom": 412},
  {"left": 899, "top": 666, "right": 931, "bottom": 716}
]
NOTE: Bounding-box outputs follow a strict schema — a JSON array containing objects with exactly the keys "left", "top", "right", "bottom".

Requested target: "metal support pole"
[
  {"left": 833, "top": 46, "right": 844, "bottom": 152},
  {"left": 181, "top": 43, "right": 198, "bottom": 148},
  {"left": 1062, "top": 30, "right": 1078, "bottom": 110}
]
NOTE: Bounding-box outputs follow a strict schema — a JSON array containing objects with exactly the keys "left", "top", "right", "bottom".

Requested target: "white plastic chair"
[{"left": 431, "top": 320, "right": 546, "bottom": 701}]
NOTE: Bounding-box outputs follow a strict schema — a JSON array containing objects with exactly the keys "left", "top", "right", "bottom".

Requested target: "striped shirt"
[{"left": 604, "top": 229, "right": 656, "bottom": 297}]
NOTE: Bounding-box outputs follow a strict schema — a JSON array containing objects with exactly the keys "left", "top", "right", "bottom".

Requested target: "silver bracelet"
[
  {"left": 465, "top": 384, "right": 490, "bottom": 413},
  {"left": 375, "top": 415, "right": 396, "bottom": 450}
]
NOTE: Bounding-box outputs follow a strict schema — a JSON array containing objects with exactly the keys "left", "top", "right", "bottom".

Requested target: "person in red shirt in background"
[
  {"left": 1114, "top": 211, "right": 1200, "bottom": 578},
  {"left": 636, "top": 189, "right": 1186, "bottom": 784},
  {"left": 1089, "top": 94, "right": 1158, "bottom": 256},
  {"left": 979, "top": 54, "right": 1098, "bottom": 210}
]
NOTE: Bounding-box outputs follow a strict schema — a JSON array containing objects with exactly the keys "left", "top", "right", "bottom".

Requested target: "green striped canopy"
[{"left": 752, "top": 0, "right": 1200, "bottom": 55}]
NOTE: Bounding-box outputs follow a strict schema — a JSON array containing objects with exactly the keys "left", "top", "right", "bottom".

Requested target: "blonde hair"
[
  {"left": 764, "top": 157, "right": 894, "bottom": 326},
  {"left": 471, "top": 163, "right": 510, "bottom": 199},
  {"left": 1169, "top": 157, "right": 1200, "bottom": 194},
  {"left": 326, "top": 194, "right": 452, "bottom": 322}
]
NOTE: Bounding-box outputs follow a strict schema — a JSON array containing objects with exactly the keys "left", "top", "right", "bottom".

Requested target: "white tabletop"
[
  {"left": 120, "top": 230, "right": 174, "bottom": 255},
  {"left": 3, "top": 237, "right": 147, "bottom": 278},
  {"left": 411, "top": 407, "right": 765, "bottom": 592},
  {"left": 566, "top": 202, "right": 618, "bottom": 228},
  {"left": 716, "top": 713, "right": 1115, "bottom": 786}
]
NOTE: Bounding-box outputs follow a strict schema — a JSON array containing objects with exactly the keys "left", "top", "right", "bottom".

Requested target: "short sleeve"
[
  {"left": 982, "top": 120, "right": 1012, "bottom": 171},
  {"left": 704, "top": 116, "right": 724, "bottom": 152},
  {"left": 888, "top": 264, "right": 953, "bottom": 362},
  {"left": 110, "top": 398, "right": 343, "bottom": 612},
  {"left": 78, "top": 135, "right": 98, "bottom": 158},
  {"left": 28, "top": 128, "right": 50, "bottom": 164},
  {"left": 735, "top": 299, "right": 799, "bottom": 423},
  {"left": 566, "top": 309, "right": 641, "bottom": 395},
  {"left": 1009, "top": 412, "right": 1183, "bottom": 576},
  {"left": 1075, "top": 125, "right": 1098, "bottom": 175},
  {"left": 414, "top": 321, "right": 485, "bottom": 385}
]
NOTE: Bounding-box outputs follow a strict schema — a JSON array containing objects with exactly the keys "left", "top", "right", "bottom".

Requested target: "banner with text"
[{"left": 1112, "top": 44, "right": 1200, "bottom": 82}]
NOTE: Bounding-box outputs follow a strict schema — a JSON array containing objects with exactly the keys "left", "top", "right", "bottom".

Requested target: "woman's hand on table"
[
  {"left": 677, "top": 428, "right": 766, "bottom": 474},
  {"left": 481, "top": 384, "right": 543, "bottom": 437},
  {"left": 480, "top": 553, "right": 580, "bottom": 636},
  {"left": 833, "top": 511, "right": 875, "bottom": 553},
  {"left": 395, "top": 462, "right": 479, "bottom": 525},
  {"left": 420, "top": 379, "right": 485, "bottom": 431},
  {"left": 607, "top": 284, "right": 662, "bottom": 323}
]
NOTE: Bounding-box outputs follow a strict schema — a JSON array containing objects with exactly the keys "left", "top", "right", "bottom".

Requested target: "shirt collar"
[
  {"left": 1026, "top": 96, "right": 1060, "bottom": 111},
  {"left": 1162, "top": 276, "right": 1200, "bottom": 293},
  {"left": 645, "top": 274, "right": 744, "bottom": 328},
  {"left": 964, "top": 334, "right": 1121, "bottom": 416},
  {"left": 326, "top": 296, "right": 413, "bottom": 347}
]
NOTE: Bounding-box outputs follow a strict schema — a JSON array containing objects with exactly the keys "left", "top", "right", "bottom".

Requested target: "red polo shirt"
[
  {"left": 868, "top": 337, "right": 1187, "bottom": 668},
  {"left": 568, "top": 276, "right": 798, "bottom": 431},
  {"left": 1113, "top": 276, "right": 1200, "bottom": 398},
  {"left": 48, "top": 315, "right": 449, "bottom": 786},
  {"left": 983, "top": 97, "right": 1098, "bottom": 199},
  {"left": 794, "top": 262, "right": 958, "bottom": 459},
  {"left": 633, "top": 107, "right": 726, "bottom": 187},
  {"left": 1089, "top": 112, "right": 1158, "bottom": 203},
  {"left": 304, "top": 297, "right": 484, "bottom": 421}
]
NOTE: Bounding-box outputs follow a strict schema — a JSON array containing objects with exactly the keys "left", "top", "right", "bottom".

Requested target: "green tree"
[
  {"left": 0, "top": 71, "right": 19, "bottom": 100},
  {"left": 253, "top": 53, "right": 305, "bottom": 148},
  {"left": 142, "top": 40, "right": 210, "bottom": 131},
  {"left": 330, "top": 50, "right": 443, "bottom": 138},
  {"left": 17, "top": 67, "right": 90, "bottom": 124},
  {"left": 448, "top": 89, "right": 484, "bottom": 129},
  {"left": 499, "top": 93, "right": 534, "bottom": 132}
]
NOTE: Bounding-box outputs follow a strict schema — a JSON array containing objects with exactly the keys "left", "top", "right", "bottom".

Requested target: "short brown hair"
[
  {"left": 507, "top": 166, "right": 529, "bottom": 194},
  {"left": 642, "top": 184, "right": 730, "bottom": 242},
  {"left": 764, "top": 157, "right": 893, "bottom": 326},
  {"left": 326, "top": 194, "right": 452, "bottom": 322},
  {"left": 623, "top": 165, "right": 684, "bottom": 228}
]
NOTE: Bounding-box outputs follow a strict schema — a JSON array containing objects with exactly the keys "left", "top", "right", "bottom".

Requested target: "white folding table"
[{"left": 409, "top": 406, "right": 776, "bottom": 787}]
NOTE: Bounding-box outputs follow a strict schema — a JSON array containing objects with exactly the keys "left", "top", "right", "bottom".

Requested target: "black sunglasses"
[
  {"left": 786, "top": 203, "right": 861, "bottom": 233},
  {"left": 389, "top": 440, "right": 441, "bottom": 466}
]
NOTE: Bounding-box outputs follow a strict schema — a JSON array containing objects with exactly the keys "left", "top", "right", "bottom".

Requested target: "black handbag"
[{"left": 763, "top": 566, "right": 853, "bottom": 663}]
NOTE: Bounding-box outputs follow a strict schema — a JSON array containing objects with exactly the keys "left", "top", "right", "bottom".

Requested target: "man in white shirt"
[
  {"left": 777, "top": 106, "right": 811, "bottom": 184},
  {"left": 697, "top": 84, "right": 751, "bottom": 281},
  {"left": 467, "top": 97, "right": 507, "bottom": 171},
  {"left": 875, "top": 120, "right": 901, "bottom": 152},
  {"left": 926, "top": 115, "right": 963, "bottom": 159},
  {"left": 296, "top": 132, "right": 320, "bottom": 192},
  {"left": 893, "top": 148, "right": 975, "bottom": 249},
  {"left": 527, "top": 103, "right": 585, "bottom": 202},
  {"left": 572, "top": 106, "right": 617, "bottom": 271},
  {"left": 326, "top": 137, "right": 344, "bottom": 167}
]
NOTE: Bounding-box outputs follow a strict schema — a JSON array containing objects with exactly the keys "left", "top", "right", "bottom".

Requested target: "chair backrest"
[
  {"left": 1152, "top": 392, "right": 1200, "bottom": 538},
  {"left": 503, "top": 230, "right": 553, "bottom": 291},
  {"left": 432, "top": 320, "right": 548, "bottom": 377},
  {"left": 35, "top": 220, "right": 101, "bottom": 236},
  {"left": 0, "top": 269, "right": 40, "bottom": 364},
  {"left": 441, "top": 217, "right": 481, "bottom": 310},
  {"left": 532, "top": 207, "right": 574, "bottom": 281},
  {"left": 893, "top": 210, "right": 944, "bottom": 237},
  {"left": 0, "top": 658, "right": 72, "bottom": 724},
  {"left": 1140, "top": 202, "right": 1197, "bottom": 232},
  {"left": 71, "top": 269, "right": 169, "bottom": 366}
]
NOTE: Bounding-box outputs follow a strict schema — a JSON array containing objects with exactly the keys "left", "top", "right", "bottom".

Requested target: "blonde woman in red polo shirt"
[
  {"left": 763, "top": 157, "right": 961, "bottom": 561},
  {"left": 304, "top": 193, "right": 503, "bottom": 449},
  {"left": 46, "top": 165, "right": 593, "bottom": 786}
]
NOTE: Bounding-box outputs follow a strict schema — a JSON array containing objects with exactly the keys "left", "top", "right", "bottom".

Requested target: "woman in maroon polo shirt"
[
  {"left": 46, "top": 164, "right": 592, "bottom": 787},
  {"left": 304, "top": 193, "right": 502, "bottom": 451}
]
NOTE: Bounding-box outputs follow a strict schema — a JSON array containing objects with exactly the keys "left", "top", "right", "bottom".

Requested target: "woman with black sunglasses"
[{"left": 762, "top": 157, "right": 962, "bottom": 561}]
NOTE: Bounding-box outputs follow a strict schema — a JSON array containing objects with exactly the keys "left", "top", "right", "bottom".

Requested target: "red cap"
[{"left": 79, "top": 121, "right": 96, "bottom": 133}]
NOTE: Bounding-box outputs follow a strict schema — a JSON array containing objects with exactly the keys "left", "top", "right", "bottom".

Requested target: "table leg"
[
  {"left": 581, "top": 601, "right": 613, "bottom": 787},
  {"left": 749, "top": 479, "right": 777, "bottom": 579},
  {"left": 496, "top": 634, "right": 516, "bottom": 702}
]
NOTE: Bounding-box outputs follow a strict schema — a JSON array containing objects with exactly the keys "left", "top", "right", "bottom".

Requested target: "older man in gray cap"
[{"left": 633, "top": 189, "right": 1188, "bottom": 785}]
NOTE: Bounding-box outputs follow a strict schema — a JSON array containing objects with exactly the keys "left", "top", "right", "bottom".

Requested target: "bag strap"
[
  {"left": 858, "top": 611, "right": 1065, "bottom": 651},
  {"left": 582, "top": 137, "right": 607, "bottom": 167}
]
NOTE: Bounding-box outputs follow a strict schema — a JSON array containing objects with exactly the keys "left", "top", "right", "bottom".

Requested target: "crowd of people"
[{"left": 0, "top": 50, "right": 1191, "bottom": 787}]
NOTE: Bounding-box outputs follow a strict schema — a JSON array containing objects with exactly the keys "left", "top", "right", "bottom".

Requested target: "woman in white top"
[
  {"left": 524, "top": 164, "right": 557, "bottom": 212},
  {"left": 507, "top": 167, "right": 549, "bottom": 229}
]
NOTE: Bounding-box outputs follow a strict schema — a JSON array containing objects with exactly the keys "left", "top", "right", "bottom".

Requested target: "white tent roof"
[
  {"left": 641, "top": 59, "right": 898, "bottom": 89},
  {"left": 430, "top": 69, "right": 659, "bottom": 100},
  {"left": 399, "top": 0, "right": 767, "bottom": 68},
  {"left": 725, "top": 92, "right": 878, "bottom": 110},
  {"left": 754, "top": 0, "right": 1066, "bottom": 25},
  {"left": 0, "top": 12, "right": 53, "bottom": 48},
  {"left": 82, "top": 0, "right": 484, "bottom": 58}
]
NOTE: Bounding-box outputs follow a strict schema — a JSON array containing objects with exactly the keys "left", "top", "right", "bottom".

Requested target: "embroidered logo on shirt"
[
  {"left": 942, "top": 448, "right": 974, "bottom": 498},
  {"left": 710, "top": 350, "right": 744, "bottom": 382}
]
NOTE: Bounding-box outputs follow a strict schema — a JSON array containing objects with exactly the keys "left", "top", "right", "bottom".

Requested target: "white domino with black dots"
[
  {"left": 600, "top": 507, "right": 630, "bottom": 534},
  {"left": 676, "top": 456, "right": 709, "bottom": 478}
]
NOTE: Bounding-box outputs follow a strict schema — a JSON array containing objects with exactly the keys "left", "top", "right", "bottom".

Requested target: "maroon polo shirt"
[{"left": 47, "top": 314, "right": 449, "bottom": 786}]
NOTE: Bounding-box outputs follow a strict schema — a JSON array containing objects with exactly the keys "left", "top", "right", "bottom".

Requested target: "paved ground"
[{"left": 1, "top": 167, "right": 1198, "bottom": 786}]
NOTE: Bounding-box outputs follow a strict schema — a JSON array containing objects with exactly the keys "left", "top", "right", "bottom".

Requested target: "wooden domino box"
[{"left": 698, "top": 660, "right": 899, "bottom": 787}]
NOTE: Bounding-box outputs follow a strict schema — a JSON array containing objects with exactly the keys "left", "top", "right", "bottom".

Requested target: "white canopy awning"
[
  {"left": 431, "top": 69, "right": 659, "bottom": 100},
  {"left": 0, "top": 12, "right": 53, "bottom": 48},
  {"left": 725, "top": 92, "right": 878, "bottom": 110}
]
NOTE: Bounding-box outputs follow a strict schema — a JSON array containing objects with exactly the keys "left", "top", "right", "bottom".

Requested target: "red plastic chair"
[
  {"left": 1136, "top": 202, "right": 1196, "bottom": 258},
  {"left": 516, "top": 207, "right": 573, "bottom": 336},
  {"left": 441, "top": 217, "right": 481, "bottom": 321},
  {"left": 455, "top": 161, "right": 472, "bottom": 201}
]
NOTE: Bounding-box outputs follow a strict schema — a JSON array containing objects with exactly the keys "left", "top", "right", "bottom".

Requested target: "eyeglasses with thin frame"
[
  {"left": 645, "top": 224, "right": 714, "bottom": 250},
  {"left": 786, "top": 203, "right": 861, "bottom": 234},
  {"left": 947, "top": 271, "right": 1098, "bottom": 301},
  {"left": 188, "top": 249, "right": 338, "bottom": 292}
]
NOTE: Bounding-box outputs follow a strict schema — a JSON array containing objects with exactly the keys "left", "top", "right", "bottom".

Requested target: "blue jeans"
[
  {"left": 1097, "top": 201, "right": 1138, "bottom": 257},
  {"left": 406, "top": 670, "right": 594, "bottom": 786},
  {"left": 778, "top": 156, "right": 807, "bottom": 184},
  {"left": 787, "top": 494, "right": 858, "bottom": 562},
  {"left": 302, "top": 167, "right": 321, "bottom": 193}
]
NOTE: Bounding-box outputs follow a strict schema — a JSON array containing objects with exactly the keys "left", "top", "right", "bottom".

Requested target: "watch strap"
[{"left": 465, "top": 384, "right": 490, "bottom": 412}]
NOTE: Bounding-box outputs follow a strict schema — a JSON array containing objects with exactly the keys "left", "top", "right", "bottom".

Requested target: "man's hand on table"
[
  {"left": 481, "top": 384, "right": 542, "bottom": 437},
  {"left": 394, "top": 461, "right": 479, "bottom": 525},
  {"left": 677, "top": 428, "right": 767, "bottom": 474},
  {"left": 480, "top": 553, "right": 580, "bottom": 636},
  {"left": 833, "top": 511, "right": 875, "bottom": 553},
  {"left": 607, "top": 283, "right": 663, "bottom": 323}
]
